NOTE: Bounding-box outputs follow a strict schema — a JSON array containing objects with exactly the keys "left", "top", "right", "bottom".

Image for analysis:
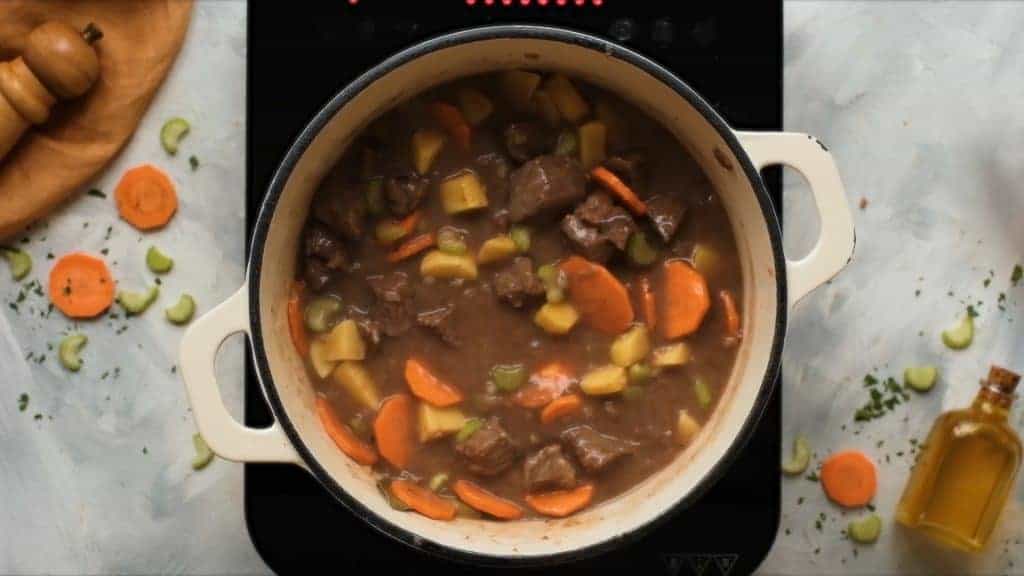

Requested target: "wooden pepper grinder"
[{"left": 0, "top": 21, "right": 103, "bottom": 161}]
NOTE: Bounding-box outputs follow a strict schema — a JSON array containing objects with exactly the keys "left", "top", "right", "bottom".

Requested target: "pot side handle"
[
  {"left": 179, "top": 285, "right": 299, "bottom": 463},
  {"left": 735, "top": 132, "right": 855, "bottom": 306}
]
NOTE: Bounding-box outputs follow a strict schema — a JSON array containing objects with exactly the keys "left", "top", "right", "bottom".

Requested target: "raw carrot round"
[
  {"left": 560, "top": 256, "right": 634, "bottom": 335},
  {"left": 452, "top": 479, "right": 523, "bottom": 520},
  {"left": 114, "top": 164, "right": 178, "bottom": 230},
  {"left": 316, "top": 397, "right": 378, "bottom": 466},
  {"left": 820, "top": 450, "right": 877, "bottom": 508},
  {"left": 287, "top": 281, "right": 309, "bottom": 357},
  {"left": 373, "top": 394, "right": 414, "bottom": 470},
  {"left": 525, "top": 483, "right": 595, "bottom": 518},
  {"left": 48, "top": 252, "right": 115, "bottom": 318},
  {"left": 390, "top": 479, "right": 457, "bottom": 521},
  {"left": 660, "top": 260, "right": 711, "bottom": 339},
  {"left": 405, "top": 357, "right": 464, "bottom": 407},
  {"left": 512, "top": 362, "right": 576, "bottom": 408},
  {"left": 540, "top": 393, "right": 583, "bottom": 424}
]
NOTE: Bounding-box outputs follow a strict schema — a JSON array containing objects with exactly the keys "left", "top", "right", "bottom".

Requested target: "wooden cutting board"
[{"left": 0, "top": 0, "right": 193, "bottom": 240}]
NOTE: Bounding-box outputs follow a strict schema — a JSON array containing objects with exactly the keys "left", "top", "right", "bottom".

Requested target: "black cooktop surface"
[{"left": 245, "top": 3, "right": 782, "bottom": 575}]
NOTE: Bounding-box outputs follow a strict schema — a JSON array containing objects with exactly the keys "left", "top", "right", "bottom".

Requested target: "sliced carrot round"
[
  {"left": 540, "top": 393, "right": 583, "bottom": 424},
  {"left": 48, "top": 252, "right": 115, "bottom": 318},
  {"left": 373, "top": 394, "right": 414, "bottom": 470},
  {"left": 287, "top": 281, "right": 309, "bottom": 357},
  {"left": 525, "top": 483, "right": 595, "bottom": 518},
  {"left": 390, "top": 479, "right": 457, "bottom": 521},
  {"left": 316, "top": 397, "right": 377, "bottom": 466},
  {"left": 660, "top": 260, "right": 711, "bottom": 339},
  {"left": 512, "top": 362, "right": 576, "bottom": 408},
  {"left": 820, "top": 450, "right": 877, "bottom": 508},
  {"left": 561, "top": 256, "right": 634, "bottom": 334},
  {"left": 452, "top": 479, "right": 523, "bottom": 520},
  {"left": 405, "top": 357, "right": 463, "bottom": 407},
  {"left": 114, "top": 164, "right": 178, "bottom": 230}
]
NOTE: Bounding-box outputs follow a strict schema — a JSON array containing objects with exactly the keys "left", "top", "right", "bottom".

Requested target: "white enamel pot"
[{"left": 180, "top": 26, "right": 854, "bottom": 566}]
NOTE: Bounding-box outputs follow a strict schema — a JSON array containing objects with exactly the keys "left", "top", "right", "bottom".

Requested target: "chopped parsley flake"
[
  {"left": 17, "top": 393, "right": 29, "bottom": 411},
  {"left": 1012, "top": 265, "right": 1022, "bottom": 286},
  {"left": 189, "top": 155, "right": 200, "bottom": 171},
  {"left": 87, "top": 188, "right": 106, "bottom": 199},
  {"left": 967, "top": 304, "right": 979, "bottom": 319}
]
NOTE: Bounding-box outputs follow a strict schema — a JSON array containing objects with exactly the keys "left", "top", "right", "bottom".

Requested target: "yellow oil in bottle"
[{"left": 895, "top": 366, "right": 1021, "bottom": 552}]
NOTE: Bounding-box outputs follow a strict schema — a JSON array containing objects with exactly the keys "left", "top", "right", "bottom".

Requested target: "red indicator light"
[
  {"left": 556, "top": 0, "right": 566, "bottom": 5},
  {"left": 348, "top": 0, "right": 358, "bottom": 4},
  {"left": 467, "top": 0, "right": 476, "bottom": 4},
  {"left": 538, "top": 0, "right": 548, "bottom": 4},
  {"left": 520, "top": 0, "right": 531, "bottom": 5},
  {"left": 502, "top": 0, "right": 512, "bottom": 5},
  {"left": 484, "top": 0, "right": 494, "bottom": 5},
  {"left": 592, "top": 0, "right": 603, "bottom": 5},
  {"left": 574, "top": 0, "right": 584, "bottom": 5}
]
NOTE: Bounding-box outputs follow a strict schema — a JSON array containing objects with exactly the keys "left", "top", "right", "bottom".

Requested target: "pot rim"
[{"left": 246, "top": 24, "right": 787, "bottom": 567}]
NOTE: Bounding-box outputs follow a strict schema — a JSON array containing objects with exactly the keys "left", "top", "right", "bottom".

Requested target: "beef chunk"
[
  {"left": 456, "top": 418, "right": 519, "bottom": 476},
  {"left": 367, "top": 272, "right": 414, "bottom": 336},
  {"left": 368, "top": 271, "right": 411, "bottom": 303},
  {"left": 524, "top": 445, "right": 578, "bottom": 492},
  {"left": 302, "top": 225, "right": 348, "bottom": 292},
  {"left": 303, "top": 258, "right": 333, "bottom": 292},
  {"left": 504, "top": 123, "right": 555, "bottom": 163},
  {"left": 561, "top": 425, "right": 635, "bottom": 473},
  {"left": 313, "top": 190, "right": 365, "bottom": 240},
  {"left": 603, "top": 151, "right": 647, "bottom": 188},
  {"left": 508, "top": 155, "right": 586, "bottom": 223},
  {"left": 560, "top": 193, "right": 637, "bottom": 263},
  {"left": 493, "top": 257, "right": 545, "bottom": 308},
  {"left": 645, "top": 194, "right": 687, "bottom": 242},
  {"left": 475, "top": 152, "right": 511, "bottom": 206},
  {"left": 385, "top": 172, "right": 429, "bottom": 217},
  {"left": 356, "top": 317, "right": 382, "bottom": 347},
  {"left": 416, "top": 304, "right": 460, "bottom": 347},
  {"left": 305, "top": 225, "right": 348, "bottom": 269}
]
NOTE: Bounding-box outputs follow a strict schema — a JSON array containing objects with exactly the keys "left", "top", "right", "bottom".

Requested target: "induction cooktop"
[{"left": 245, "top": 3, "right": 782, "bottom": 575}]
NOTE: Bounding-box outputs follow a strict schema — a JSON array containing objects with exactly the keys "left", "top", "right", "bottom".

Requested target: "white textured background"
[{"left": 0, "top": 2, "right": 1021, "bottom": 574}]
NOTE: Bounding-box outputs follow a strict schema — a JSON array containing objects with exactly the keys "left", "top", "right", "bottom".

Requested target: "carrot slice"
[
  {"left": 525, "top": 484, "right": 595, "bottom": 518},
  {"left": 820, "top": 450, "right": 877, "bottom": 508},
  {"left": 398, "top": 210, "right": 422, "bottom": 236},
  {"left": 452, "top": 479, "right": 524, "bottom": 520},
  {"left": 430, "top": 101, "right": 471, "bottom": 150},
  {"left": 390, "top": 479, "right": 457, "bottom": 521},
  {"left": 48, "top": 252, "right": 115, "bottom": 318},
  {"left": 373, "top": 395, "right": 415, "bottom": 469},
  {"left": 560, "top": 256, "right": 634, "bottom": 334},
  {"left": 114, "top": 164, "right": 178, "bottom": 230},
  {"left": 405, "top": 357, "right": 464, "bottom": 407},
  {"left": 590, "top": 166, "right": 646, "bottom": 216},
  {"left": 638, "top": 276, "right": 656, "bottom": 331},
  {"left": 387, "top": 232, "right": 435, "bottom": 263},
  {"left": 719, "top": 289, "right": 742, "bottom": 346},
  {"left": 287, "top": 280, "right": 309, "bottom": 357},
  {"left": 540, "top": 393, "right": 583, "bottom": 424},
  {"left": 316, "top": 397, "right": 378, "bottom": 466},
  {"left": 512, "top": 362, "right": 576, "bottom": 408},
  {"left": 660, "top": 260, "right": 711, "bottom": 339}
]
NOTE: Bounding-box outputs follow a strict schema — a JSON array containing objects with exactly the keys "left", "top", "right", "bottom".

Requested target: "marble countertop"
[{"left": 1, "top": 2, "right": 1021, "bottom": 574}]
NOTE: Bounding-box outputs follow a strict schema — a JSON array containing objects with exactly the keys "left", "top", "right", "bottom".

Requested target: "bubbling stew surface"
[{"left": 292, "top": 70, "right": 743, "bottom": 521}]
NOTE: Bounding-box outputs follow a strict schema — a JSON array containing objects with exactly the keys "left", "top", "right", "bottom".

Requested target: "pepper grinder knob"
[{"left": 0, "top": 21, "right": 103, "bottom": 161}]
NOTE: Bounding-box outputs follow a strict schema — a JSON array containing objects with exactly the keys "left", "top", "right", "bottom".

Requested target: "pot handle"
[
  {"left": 735, "top": 132, "right": 855, "bottom": 306},
  {"left": 179, "top": 285, "right": 299, "bottom": 463}
]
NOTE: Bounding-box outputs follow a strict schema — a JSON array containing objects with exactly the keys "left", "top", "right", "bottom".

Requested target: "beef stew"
[{"left": 290, "top": 71, "right": 743, "bottom": 521}]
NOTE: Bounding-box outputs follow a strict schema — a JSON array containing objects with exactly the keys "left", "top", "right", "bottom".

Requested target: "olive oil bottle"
[{"left": 895, "top": 366, "right": 1021, "bottom": 552}]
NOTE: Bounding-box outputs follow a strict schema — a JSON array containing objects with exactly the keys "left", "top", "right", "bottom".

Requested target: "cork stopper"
[{"left": 987, "top": 365, "right": 1020, "bottom": 394}]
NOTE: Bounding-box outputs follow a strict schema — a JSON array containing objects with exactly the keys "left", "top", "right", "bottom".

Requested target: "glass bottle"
[{"left": 895, "top": 365, "right": 1021, "bottom": 552}]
